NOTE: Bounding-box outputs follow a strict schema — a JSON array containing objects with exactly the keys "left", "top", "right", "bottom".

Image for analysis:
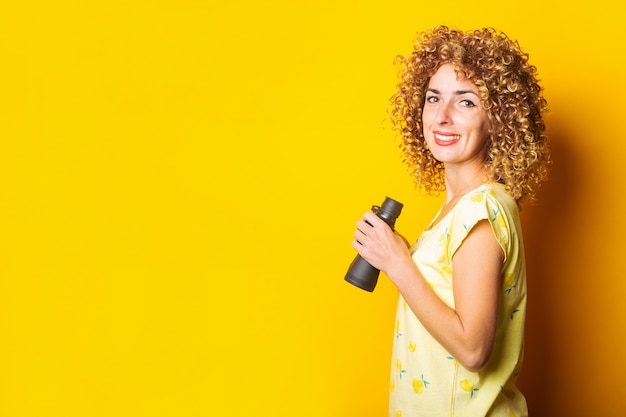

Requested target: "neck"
[{"left": 443, "top": 163, "right": 486, "bottom": 203}]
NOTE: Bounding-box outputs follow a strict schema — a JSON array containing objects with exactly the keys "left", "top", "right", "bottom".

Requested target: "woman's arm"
[{"left": 353, "top": 212, "right": 503, "bottom": 372}]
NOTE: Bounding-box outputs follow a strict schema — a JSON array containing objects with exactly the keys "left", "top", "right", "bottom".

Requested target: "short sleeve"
[{"left": 447, "top": 187, "right": 511, "bottom": 262}]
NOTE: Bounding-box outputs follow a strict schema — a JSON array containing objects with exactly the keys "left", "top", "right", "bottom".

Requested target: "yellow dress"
[{"left": 389, "top": 183, "right": 528, "bottom": 417}]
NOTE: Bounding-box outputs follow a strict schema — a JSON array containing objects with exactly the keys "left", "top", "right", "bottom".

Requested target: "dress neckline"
[{"left": 423, "top": 183, "right": 501, "bottom": 232}]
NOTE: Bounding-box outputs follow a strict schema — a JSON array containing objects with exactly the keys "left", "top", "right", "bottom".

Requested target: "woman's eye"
[
  {"left": 426, "top": 95, "right": 438, "bottom": 103},
  {"left": 460, "top": 99, "right": 476, "bottom": 107}
]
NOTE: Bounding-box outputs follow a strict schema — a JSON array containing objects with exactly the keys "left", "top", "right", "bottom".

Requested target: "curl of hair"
[{"left": 389, "top": 26, "right": 551, "bottom": 204}]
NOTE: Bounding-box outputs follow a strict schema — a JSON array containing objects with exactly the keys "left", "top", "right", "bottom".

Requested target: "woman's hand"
[{"left": 351, "top": 211, "right": 412, "bottom": 278}]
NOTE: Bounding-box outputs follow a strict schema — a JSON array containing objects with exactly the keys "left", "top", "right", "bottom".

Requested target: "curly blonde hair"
[{"left": 390, "top": 26, "right": 550, "bottom": 204}]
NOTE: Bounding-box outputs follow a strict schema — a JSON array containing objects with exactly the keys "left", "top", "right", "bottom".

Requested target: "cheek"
[
  {"left": 482, "top": 112, "right": 493, "bottom": 134},
  {"left": 480, "top": 123, "right": 492, "bottom": 146},
  {"left": 421, "top": 109, "right": 433, "bottom": 130}
]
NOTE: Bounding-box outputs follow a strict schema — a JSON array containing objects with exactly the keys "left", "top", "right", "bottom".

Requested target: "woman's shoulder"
[
  {"left": 464, "top": 182, "right": 517, "bottom": 209},
  {"left": 449, "top": 183, "right": 519, "bottom": 257},
  {"left": 453, "top": 182, "right": 519, "bottom": 228}
]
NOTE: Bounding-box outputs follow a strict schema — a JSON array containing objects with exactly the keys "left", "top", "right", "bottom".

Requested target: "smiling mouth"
[{"left": 433, "top": 133, "right": 461, "bottom": 145}]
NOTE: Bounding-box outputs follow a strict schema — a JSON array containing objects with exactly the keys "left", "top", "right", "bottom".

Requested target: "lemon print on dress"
[
  {"left": 396, "top": 411, "right": 402, "bottom": 417},
  {"left": 460, "top": 379, "right": 479, "bottom": 398},
  {"left": 503, "top": 273, "right": 516, "bottom": 294},
  {"left": 441, "top": 265, "right": 452, "bottom": 278},
  {"left": 412, "top": 379, "right": 425, "bottom": 394},
  {"left": 439, "top": 226, "right": 450, "bottom": 245},
  {"left": 508, "top": 412, "right": 517, "bottom": 417},
  {"left": 492, "top": 208, "right": 506, "bottom": 230},
  {"left": 412, "top": 374, "right": 430, "bottom": 394},
  {"left": 471, "top": 192, "right": 486, "bottom": 202},
  {"left": 409, "top": 341, "right": 416, "bottom": 352},
  {"left": 508, "top": 305, "right": 520, "bottom": 320},
  {"left": 397, "top": 360, "right": 406, "bottom": 379}
]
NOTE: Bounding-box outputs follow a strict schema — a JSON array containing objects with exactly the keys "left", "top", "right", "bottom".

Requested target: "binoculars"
[{"left": 344, "top": 197, "right": 403, "bottom": 292}]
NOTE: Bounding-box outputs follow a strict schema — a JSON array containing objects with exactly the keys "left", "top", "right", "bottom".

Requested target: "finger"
[
  {"left": 356, "top": 219, "right": 372, "bottom": 233},
  {"left": 353, "top": 228, "right": 366, "bottom": 244},
  {"left": 363, "top": 211, "right": 386, "bottom": 228}
]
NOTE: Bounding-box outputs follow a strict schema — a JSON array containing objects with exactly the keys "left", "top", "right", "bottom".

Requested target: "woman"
[{"left": 352, "top": 26, "right": 550, "bottom": 416}]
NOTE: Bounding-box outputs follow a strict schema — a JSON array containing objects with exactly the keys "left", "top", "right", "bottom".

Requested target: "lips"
[{"left": 433, "top": 132, "right": 461, "bottom": 146}]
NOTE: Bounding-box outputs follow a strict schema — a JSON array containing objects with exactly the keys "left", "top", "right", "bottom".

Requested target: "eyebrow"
[{"left": 427, "top": 88, "right": 479, "bottom": 97}]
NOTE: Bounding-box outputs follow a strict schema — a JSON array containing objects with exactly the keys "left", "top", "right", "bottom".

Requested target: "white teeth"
[{"left": 434, "top": 133, "right": 460, "bottom": 141}]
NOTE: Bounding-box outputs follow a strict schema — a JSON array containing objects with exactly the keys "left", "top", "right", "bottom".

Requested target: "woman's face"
[{"left": 422, "top": 64, "right": 490, "bottom": 168}]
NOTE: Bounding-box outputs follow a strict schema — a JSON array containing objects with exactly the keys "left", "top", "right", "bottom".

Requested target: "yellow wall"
[{"left": 0, "top": 1, "right": 624, "bottom": 416}]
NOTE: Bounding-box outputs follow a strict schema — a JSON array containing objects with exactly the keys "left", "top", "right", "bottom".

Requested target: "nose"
[{"left": 435, "top": 102, "right": 453, "bottom": 125}]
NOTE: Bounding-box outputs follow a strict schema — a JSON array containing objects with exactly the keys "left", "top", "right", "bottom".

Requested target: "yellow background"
[{"left": 0, "top": 1, "right": 624, "bottom": 416}]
